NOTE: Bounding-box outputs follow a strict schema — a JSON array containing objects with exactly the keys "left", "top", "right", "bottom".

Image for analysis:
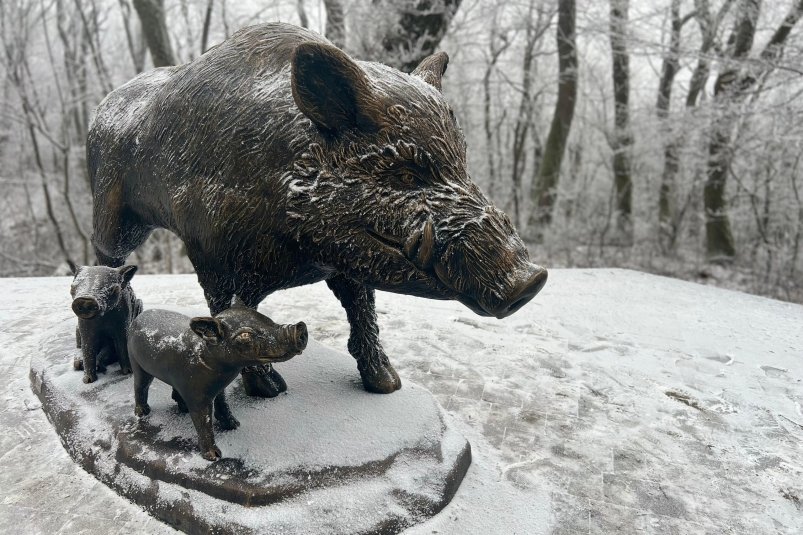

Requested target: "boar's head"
[{"left": 286, "top": 43, "right": 546, "bottom": 319}]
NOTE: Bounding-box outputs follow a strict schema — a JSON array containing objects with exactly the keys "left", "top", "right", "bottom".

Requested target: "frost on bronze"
[
  {"left": 69, "top": 263, "right": 141, "bottom": 383},
  {"left": 88, "top": 22, "right": 547, "bottom": 398},
  {"left": 128, "top": 299, "right": 307, "bottom": 461}
]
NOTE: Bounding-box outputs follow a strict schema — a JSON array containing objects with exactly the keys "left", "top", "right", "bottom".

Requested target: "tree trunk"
[
  {"left": 482, "top": 14, "right": 510, "bottom": 201},
  {"left": 380, "top": 0, "right": 462, "bottom": 72},
  {"left": 200, "top": 0, "right": 214, "bottom": 54},
  {"left": 133, "top": 0, "right": 176, "bottom": 67},
  {"left": 528, "top": 0, "right": 576, "bottom": 231},
  {"left": 656, "top": 0, "right": 683, "bottom": 248},
  {"left": 297, "top": 0, "right": 309, "bottom": 29},
  {"left": 323, "top": 0, "right": 346, "bottom": 49},
  {"left": 609, "top": 0, "right": 633, "bottom": 242},
  {"left": 704, "top": 0, "right": 803, "bottom": 262}
]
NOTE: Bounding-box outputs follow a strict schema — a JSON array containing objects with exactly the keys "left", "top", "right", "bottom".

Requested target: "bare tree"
[
  {"left": 132, "top": 0, "right": 176, "bottom": 67},
  {"left": 324, "top": 0, "right": 346, "bottom": 49},
  {"left": 528, "top": 0, "right": 577, "bottom": 231},
  {"left": 378, "top": 0, "right": 462, "bottom": 72},
  {"left": 482, "top": 8, "right": 511, "bottom": 200},
  {"left": 609, "top": 0, "right": 633, "bottom": 241},
  {"left": 704, "top": 0, "right": 803, "bottom": 262},
  {"left": 656, "top": 1, "right": 697, "bottom": 249},
  {"left": 118, "top": 0, "right": 147, "bottom": 73},
  {"left": 658, "top": 0, "right": 736, "bottom": 250},
  {"left": 200, "top": 0, "right": 215, "bottom": 54},
  {"left": 296, "top": 0, "right": 309, "bottom": 29}
]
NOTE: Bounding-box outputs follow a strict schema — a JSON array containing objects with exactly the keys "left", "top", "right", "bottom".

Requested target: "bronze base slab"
[{"left": 29, "top": 311, "right": 471, "bottom": 535}]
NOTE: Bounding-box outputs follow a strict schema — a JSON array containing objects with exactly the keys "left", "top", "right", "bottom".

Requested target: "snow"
[{"left": 1, "top": 268, "right": 802, "bottom": 534}]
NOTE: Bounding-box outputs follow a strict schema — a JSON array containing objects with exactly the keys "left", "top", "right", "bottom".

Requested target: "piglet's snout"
[
  {"left": 72, "top": 297, "right": 101, "bottom": 319},
  {"left": 287, "top": 322, "right": 308, "bottom": 353}
]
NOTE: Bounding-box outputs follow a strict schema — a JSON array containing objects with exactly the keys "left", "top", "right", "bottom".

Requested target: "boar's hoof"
[
  {"left": 83, "top": 371, "right": 97, "bottom": 384},
  {"left": 217, "top": 414, "right": 240, "bottom": 431},
  {"left": 171, "top": 389, "right": 189, "bottom": 413},
  {"left": 202, "top": 446, "right": 222, "bottom": 462},
  {"left": 119, "top": 365, "right": 132, "bottom": 375},
  {"left": 73, "top": 357, "right": 83, "bottom": 371},
  {"left": 135, "top": 404, "right": 150, "bottom": 417},
  {"left": 241, "top": 364, "right": 287, "bottom": 398},
  {"left": 360, "top": 362, "right": 402, "bottom": 394}
]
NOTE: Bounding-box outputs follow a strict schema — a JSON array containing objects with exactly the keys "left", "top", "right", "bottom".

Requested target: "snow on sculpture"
[{"left": 87, "top": 22, "right": 547, "bottom": 399}]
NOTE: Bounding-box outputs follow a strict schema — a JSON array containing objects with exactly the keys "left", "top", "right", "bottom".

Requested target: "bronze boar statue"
[{"left": 88, "top": 22, "right": 547, "bottom": 398}]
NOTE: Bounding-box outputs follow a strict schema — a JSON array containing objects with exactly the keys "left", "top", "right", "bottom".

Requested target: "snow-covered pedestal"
[{"left": 29, "top": 311, "right": 470, "bottom": 535}]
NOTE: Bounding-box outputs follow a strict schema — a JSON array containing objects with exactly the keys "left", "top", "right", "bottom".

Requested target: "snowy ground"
[{"left": 1, "top": 269, "right": 801, "bottom": 534}]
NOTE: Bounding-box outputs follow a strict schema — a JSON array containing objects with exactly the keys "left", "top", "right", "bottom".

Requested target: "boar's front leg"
[
  {"left": 213, "top": 391, "right": 240, "bottom": 430},
  {"left": 326, "top": 275, "right": 402, "bottom": 394}
]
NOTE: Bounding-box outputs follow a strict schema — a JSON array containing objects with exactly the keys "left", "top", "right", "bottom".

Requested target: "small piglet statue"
[
  {"left": 69, "top": 262, "right": 141, "bottom": 383},
  {"left": 127, "top": 298, "right": 308, "bottom": 461}
]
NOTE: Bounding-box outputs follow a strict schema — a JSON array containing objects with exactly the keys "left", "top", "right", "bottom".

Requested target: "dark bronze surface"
[
  {"left": 127, "top": 302, "right": 307, "bottom": 460},
  {"left": 89, "top": 22, "right": 547, "bottom": 397}
]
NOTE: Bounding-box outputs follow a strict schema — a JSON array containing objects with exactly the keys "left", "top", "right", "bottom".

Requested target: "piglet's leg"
[
  {"left": 213, "top": 391, "right": 240, "bottom": 430},
  {"left": 189, "top": 405, "right": 221, "bottom": 461},
  {"left": 326, "top": 275, "right": 402, "bottom": 394},
  {"left": 131, "top": 359, "right": 153, "bottom": 417},
  {"left": 95, "top": 345, "right": 114, "bottom": 373},
  {"left": 79, "top": 328, "right": 98, "bottom": 384}
]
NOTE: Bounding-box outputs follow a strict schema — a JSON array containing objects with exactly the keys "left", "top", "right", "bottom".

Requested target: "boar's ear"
[
  {"left": 118, "top": 265, "right": 137, "bottom": 287},
  {"left": 412, "top": 51, "right": 449, "bottom": 91},
  {"left": 190, "top": 317, "right": 224, "bottom": 345},
  {"left": 291, "top": 42, "right": 380, "bottom": 133},
  {"left": 67, "top": 260, "right": 78, "bottom": 276},
  {"left": 230, "top": 295, "right": 247, "bottom": 308}
]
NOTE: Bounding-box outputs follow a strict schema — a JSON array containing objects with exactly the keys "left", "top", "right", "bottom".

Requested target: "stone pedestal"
[{"left": 29, "top": 310, "right": 470, "bottom": 535}]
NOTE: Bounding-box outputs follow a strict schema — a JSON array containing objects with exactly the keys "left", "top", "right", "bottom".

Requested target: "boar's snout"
[
  {"left": 286, "top": 321, "right": 308, "bottom": 353},
  {"left": 481, "top": 265, "right": 547, "bottom": 319},
  {"left": 72, "top": 296, "right": 101, "bottom": 319}
]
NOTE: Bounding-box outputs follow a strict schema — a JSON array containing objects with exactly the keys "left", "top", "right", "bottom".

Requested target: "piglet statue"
[
  {"left": 127, "top": 298, "right": 308, "bottom": 461},
  {"left": 69, "top": 262, "right": 141, "bottom": 383}
]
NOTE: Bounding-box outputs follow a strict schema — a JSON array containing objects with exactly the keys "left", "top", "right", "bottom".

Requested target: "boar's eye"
[
  {"left": 235, "top": 330, "right": 254, "bottom": 343},
  {"left": 397, "top": 171, "right": 417, "bottom": 188}
]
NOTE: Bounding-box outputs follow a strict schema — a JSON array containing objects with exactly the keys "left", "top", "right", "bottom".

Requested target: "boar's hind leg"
[
  {"left": 213, "top": 391, "right": 240, "bottom": 430},
  {"left": 326, "top": 275, "right": 402, "bottom": 394},
  {"left": 91, "top": 186, "right": 153, "bottom": 267}
]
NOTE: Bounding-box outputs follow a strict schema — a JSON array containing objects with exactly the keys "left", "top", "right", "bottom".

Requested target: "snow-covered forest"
[{"left": 1, "top": 0, "right": 802, "bottom": 303}]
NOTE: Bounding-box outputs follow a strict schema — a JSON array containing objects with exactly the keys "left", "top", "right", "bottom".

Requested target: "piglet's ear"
[
  {"left": 190, "top": 317, "right": 224, "bottom": 345},
  {"left": 67, "top": 260, "right": 79, "bottom": 276},
  {"left": 412, "top": 51, "right": 449, "bottom": 91},
  {"left": 291, "top": 42, "right": 381, "bottom": 133},
  {"left": 118, "top": 265, "right": 137, "bottom": 287}
]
